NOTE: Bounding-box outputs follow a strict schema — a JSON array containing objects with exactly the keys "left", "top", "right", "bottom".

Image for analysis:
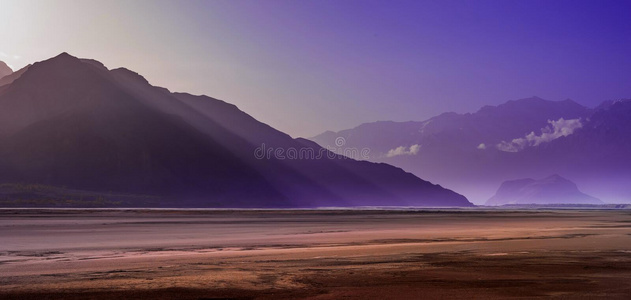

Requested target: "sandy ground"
[{"left": 1, "top": 209, "right": 630, "bottom": 299}]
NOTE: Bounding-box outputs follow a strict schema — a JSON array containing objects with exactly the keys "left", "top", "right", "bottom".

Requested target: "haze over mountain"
[
  {"left": 0, "top": 61, "right": 12, "bottom": 79},
  {"left": 486, "top": 174, "right": 602, "bottom": 206},
  {"left": 0, "top": 53, "right": 471, "bottom": 208},
  {"left": 312, "top": 97, "right": 631, "bottom": 204}
]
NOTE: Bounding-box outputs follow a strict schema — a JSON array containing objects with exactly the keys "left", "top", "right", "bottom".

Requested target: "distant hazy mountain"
[
  {"left": 312, "top": 97, "right": 631, "bottom": 204},
  {"left": 0, "top": 53, "right": 471, "bottom": 208},
  {"left": 314, "top": 97, "right": 590, "bottom": 155},
  {"left": 0, "top": 64, "right": 30, "bottom": 87},
  {"left": 486, "top": 175, "right": 602, "bottom": 206},
  {"left": 0, "top": 61, "right": 12, "bottom": 80}
]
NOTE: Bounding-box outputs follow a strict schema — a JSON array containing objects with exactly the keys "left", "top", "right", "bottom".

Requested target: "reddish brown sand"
[{"left": 1, "top": 209, "right": 630, "bottom": 299}]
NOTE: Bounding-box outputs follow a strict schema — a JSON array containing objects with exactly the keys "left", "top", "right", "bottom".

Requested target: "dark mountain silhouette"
[
  {"left": 0, "top": 60, "right": 12, "bottom": 80},
  {"left": 312, "top": 97, "right": 631, "bottom": 204},
  {"left": 486, "top": 175, "right": 602, "bottom": 205},
  {"left": 0, "top": 53, "right": 471, "bottom": 207}
]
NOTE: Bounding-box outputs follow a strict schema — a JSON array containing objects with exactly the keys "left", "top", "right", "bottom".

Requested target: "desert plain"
[{"left": 1, "top": 209, "right": 630, "bottom": 299}]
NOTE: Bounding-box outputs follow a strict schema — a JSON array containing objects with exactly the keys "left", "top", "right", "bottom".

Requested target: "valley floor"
[{"left": 1, "top": 209, "right": 630, "bottom": 299}]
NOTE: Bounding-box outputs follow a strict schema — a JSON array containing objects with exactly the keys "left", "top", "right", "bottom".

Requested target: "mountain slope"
[
  {"left": 0, "top": 53, "right": 288, "bottom": 207},
  {"left": 0, "top": 53, "right": 472, "bottom": 207},
  {"left": 486, "top": 175, "right": 602, "bottom": 205}
]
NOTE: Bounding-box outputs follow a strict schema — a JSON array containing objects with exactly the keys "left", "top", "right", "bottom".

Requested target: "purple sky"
[{"left": 1, "top": 0, "right": 630, "bottom": 137}]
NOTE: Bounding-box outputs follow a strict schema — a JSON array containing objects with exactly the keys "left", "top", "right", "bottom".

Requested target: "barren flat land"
[{"left": 1, "top": 209, "right": 630, "bottom": 299}]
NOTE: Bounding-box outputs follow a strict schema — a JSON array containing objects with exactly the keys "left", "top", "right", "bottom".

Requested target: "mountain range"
[
  {"left": 312, "top": 97, "right": 631, "bottom": 204},
  {"left": 0, "top": 54, "right": 471, "bottom": 208}
]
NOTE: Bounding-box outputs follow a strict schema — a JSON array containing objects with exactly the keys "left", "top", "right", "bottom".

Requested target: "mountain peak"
[
  {"left": 0, "top": 53, "right": 125, "bottom": 136},
  {"left": 47, "top": 52, "right": 81, "bottom": 64},
  {"left": 55, "top": 52, "right": 75, "bottom": 59},
  {"left": 29, "top": 52, "right": 85, "bottom": 72},
  {"left": 0, "top": 60, "right": 12, "bottom": 79}
]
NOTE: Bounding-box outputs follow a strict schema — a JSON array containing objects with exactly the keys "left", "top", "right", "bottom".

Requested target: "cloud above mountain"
[
  {"left": 386, "top": 144, "right": 421, "bottom": 157},
  {"left": 496, "top": 118, "right": 583, "bottom": 152}
]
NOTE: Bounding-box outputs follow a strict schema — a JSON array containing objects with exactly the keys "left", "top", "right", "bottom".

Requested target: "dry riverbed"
[{"left": 1, "top": 209, "right": 630, "bottom": 299}]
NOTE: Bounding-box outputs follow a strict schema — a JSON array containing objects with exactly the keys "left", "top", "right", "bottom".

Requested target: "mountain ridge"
[
  {"left": 0, "top": 53, "right": 472, "bottom": 208},
  {"left": 311, "top": 96, "right": 630, "bottom": 204}
]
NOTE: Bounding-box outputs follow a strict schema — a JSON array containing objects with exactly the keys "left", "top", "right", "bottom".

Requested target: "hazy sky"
[{"left": 1, "top": 0, "right": 630, "bottom": 137}]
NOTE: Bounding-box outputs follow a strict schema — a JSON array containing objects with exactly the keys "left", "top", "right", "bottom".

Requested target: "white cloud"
[
  {"left": 477, "top": 143, "right": 486, "bottom": 150},
  {"left": 386, "top": 144, "right": 421, "bottom": 157},
  {"left": 496, "top": 118, "right": 583, "bottom": 152},
  {"left": 409, "top": 144, "right": 421, "bottom": 154}
]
